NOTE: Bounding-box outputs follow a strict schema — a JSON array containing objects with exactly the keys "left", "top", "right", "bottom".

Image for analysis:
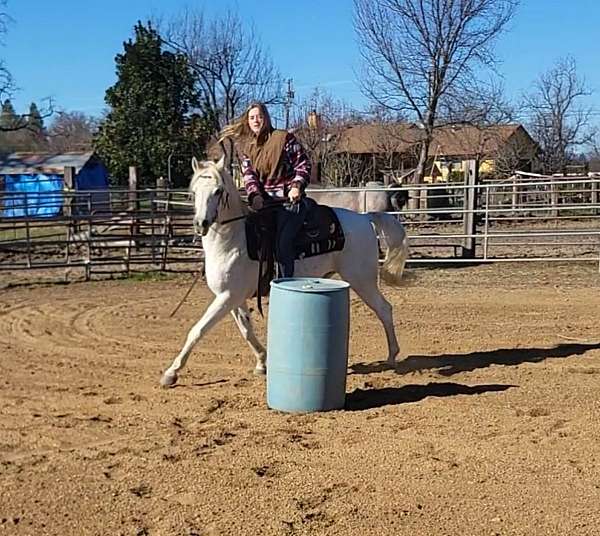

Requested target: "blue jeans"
[{"left": 274, "top": 199, "right": 310, "bottom": 278}]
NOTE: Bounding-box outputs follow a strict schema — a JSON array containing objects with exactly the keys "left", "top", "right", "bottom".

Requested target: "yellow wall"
[{"left": 424, "top": 158, "right": 496, "bottom": 182}]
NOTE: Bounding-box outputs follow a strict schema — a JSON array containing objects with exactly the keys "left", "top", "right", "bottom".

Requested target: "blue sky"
[{"left": 4, "top": 0, "right": 600, "bottom": 126}]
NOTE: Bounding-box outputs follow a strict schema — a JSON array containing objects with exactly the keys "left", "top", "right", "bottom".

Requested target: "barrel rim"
[{"left": 270, "top": 277, "right": 350, "bottom": 293}]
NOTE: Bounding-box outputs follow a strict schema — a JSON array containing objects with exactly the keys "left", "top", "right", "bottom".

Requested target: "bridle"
[
  {"left": 191, "top": 174, "right": 247, "bottom": 232},
  {"left": 213, "top": 186, "right": 246, "bottom": 225}
]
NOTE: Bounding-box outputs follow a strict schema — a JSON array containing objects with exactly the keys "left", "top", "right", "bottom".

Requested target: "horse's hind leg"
[
  {"left": 348, "top": 278, "right": 400, "bottom": 364},
  {"left": 231, "top": 304, "right": 267, "bottom": 375},
  {"left": 160, "top": 292, "right": 237, "bottom": 387}
]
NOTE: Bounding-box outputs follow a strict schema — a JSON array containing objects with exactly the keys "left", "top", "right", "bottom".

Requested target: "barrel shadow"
[
  {"left": 345, "top": 382, "right": 513, "bottom": 411},
  {"left": 349, "top": 342, "right": 600, "bottom": 377}
]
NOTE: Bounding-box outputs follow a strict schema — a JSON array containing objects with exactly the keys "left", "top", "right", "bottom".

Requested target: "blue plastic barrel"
[{"left": 266, "top": 277, "right": 350, "bottom": 412}]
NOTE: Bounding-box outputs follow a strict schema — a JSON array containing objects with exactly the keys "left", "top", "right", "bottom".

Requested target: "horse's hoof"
[
  {"left": 253, "top": 366, "right": 266, "bottom": 376},
  {"left": 160, "top": 372, "right": 178, "bottom": 388}
]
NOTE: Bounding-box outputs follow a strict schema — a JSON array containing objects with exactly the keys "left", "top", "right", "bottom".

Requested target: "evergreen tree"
[
  {"left": 0, "top": 100, "right": 33, "bottom": 153},
  {"left": 95, "top": 21, "right": 206, "bottom": 187},
  {"left": 0, "top": 99, "right": 20, "bottom": 130},
  {"left": 24, "top": 102, "right": 48, "bottom": 150},
  {"left": 27, "top": 102, "right": 44, "bottom": 133}
]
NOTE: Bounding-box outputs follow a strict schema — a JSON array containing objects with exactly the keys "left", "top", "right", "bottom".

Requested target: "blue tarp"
[
  {"left": 73, "top": 161, "right": 110, "bottom": 215},
  {"left": 2, "top": 174, "right": 63, "bottom": 217},
  {"left": 1, "top": 160, "right": 110, "bottom": 218}
]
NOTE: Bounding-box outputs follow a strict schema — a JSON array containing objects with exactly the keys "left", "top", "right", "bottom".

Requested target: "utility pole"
[{"left": 284, "top": 78, "right": 294, "bottom": 130}]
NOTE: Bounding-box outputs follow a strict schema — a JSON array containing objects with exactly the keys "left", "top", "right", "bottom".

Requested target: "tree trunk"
[{"left": 414, "top": 140, "right": 430, "bottom": 184}]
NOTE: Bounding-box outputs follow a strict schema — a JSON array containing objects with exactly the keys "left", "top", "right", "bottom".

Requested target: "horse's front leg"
[
  {"left": 160, "top": 291, "right": 238, "bottom": 387},
  {"left": 231, "top": 303, "right": 266, "bottom": 375}
]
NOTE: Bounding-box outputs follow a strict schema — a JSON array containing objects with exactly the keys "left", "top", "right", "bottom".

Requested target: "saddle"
[{"left": 245, "top": 201, "right": 345, "bottom": 312}]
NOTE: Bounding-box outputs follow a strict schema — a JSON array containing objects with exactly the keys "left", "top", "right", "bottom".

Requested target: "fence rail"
[
  {"left": 0, "top": 189, "right": 201, "bottom": 279},
  {"left": 392, "top": 177, "right": 600, "bottom": 267},
  {"left": 1, "top": 176, "right": 599, "bottom": 281}
]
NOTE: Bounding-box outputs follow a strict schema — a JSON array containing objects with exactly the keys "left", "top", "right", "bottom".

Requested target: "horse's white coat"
[
  {"left": 307, "top": 181, "right": 402, "bottom": 213},
  {"left": 160, "top": 157, "right": 409, "bottom": 387}
]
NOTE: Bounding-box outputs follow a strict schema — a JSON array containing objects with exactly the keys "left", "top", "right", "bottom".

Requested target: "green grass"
[
  {"left": 126, "top": 271, "right": 174, "bottom": 282},
  {"left": 0, "top": 223, "right": 69, "bottom": 242}
]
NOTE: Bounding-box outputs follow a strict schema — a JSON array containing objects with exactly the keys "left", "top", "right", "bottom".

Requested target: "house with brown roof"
[{"left": 332, "top": 122, "right": 539, "bottom": 183}]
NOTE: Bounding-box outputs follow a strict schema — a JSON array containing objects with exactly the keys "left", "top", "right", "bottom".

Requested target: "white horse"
[
  {"left": 160, "top": 157, "right": 409, "bottom": 387},
  {"left": 307, "top": 181, "right": 408, "bottom": 213}
]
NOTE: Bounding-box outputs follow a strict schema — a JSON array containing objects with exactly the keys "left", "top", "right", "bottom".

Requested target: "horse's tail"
[{"left": 368, "top": 212, "right": 409, "bottom": 286}]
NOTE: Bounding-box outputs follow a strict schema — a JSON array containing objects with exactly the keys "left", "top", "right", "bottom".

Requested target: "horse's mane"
[{"left": 189, "top": 160, "right": 227, "bottom": 192}]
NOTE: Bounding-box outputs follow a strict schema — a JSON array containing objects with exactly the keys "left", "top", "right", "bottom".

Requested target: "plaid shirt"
[{"left": 241, "top": 132, "right": 311, "bottom": 199}]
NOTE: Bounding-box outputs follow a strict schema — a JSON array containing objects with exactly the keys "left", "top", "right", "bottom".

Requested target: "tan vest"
[{"left": 241, "top": 129, "right": 288, "bottom": 183}]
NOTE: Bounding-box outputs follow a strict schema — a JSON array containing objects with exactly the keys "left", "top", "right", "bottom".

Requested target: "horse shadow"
[
  {"left": 345, "top": 382, "right": 513, "bottom": 411},
  {"left": 349, "top": 342, "right": 600, "bottom": 377}
]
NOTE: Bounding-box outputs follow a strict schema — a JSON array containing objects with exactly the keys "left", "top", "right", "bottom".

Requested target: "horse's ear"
[
  {"left": 215, "top": 155, "right": 225, "bottom": 171},
  {"left": 192, "top": 157, "right": 200, "bottom": 173}
]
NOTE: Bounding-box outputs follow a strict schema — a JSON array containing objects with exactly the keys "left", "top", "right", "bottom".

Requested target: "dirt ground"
[{"left": 1, "top": 262, "right": 600, "bottom": 536}]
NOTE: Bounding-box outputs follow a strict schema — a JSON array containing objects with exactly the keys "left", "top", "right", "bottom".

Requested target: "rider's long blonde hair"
[{"left": 218, "top": 102, "right": 274, "bottom": 144}]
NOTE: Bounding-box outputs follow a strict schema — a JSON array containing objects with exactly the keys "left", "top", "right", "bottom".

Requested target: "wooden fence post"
[
  {"left": 591, "top": 178, "right": 598, "bottom": 215},
  {"left": 156, "top": 175, "right": 166, "bottom": 194},
  {"left": 462, "top": 159, "right": 478, "bottom": 259},
  {"left": 63, "top": 166, "right": 77, "bottom": 255},
  {"left": 63, "top": 166, "right": 75, "bottom": 218},
  {"left": 511, "top": 182, "right": 519, "bottom": 214},
  {"left": 153, "top": 176, "right": 169, "bottom": 266},
  {"left": 419, "top": 186, "right": 428, "bottom": 215},
  {"left": 127, "top": 166, "right": 139, "bottom": 275},
  {"left": 128, "top": 166, "right": 138, "bottom": 212},
  {"left": 550, "top": 177, "right": 559, "bottom": 217},
  {"left": 63, "top": 166, "right": 75, "bottom": 212}
]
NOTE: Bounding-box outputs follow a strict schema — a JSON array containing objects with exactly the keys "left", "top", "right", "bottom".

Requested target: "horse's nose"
[{"left": 194, "top": 218, "right": 210, "bottom": 234}]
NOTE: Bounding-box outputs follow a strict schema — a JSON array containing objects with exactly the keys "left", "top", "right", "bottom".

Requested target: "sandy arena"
[{"left": 1, "top": 262, "right": 600, "bottom": 535}]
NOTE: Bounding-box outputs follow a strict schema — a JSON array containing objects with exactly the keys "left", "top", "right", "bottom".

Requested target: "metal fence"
[
  {"left": 0, "top": 188, "right": 200, "bottom": 279},
  {"left": 1, "top": 176, "right": 599, "bottom": 281},
  {"left": 395, "top": 177, "right": 600, "bottom": 267}
]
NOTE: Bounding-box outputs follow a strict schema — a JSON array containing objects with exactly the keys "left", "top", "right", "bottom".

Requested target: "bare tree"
[
  {"left": 525, "top": 57, "right": 596, "bottom": 175},
  {"left": 291, "top": 89, "right": 380, "bottom": 186},
  {"left": 291, "top": 89, "right": 351, "bottom": 183},
  {"left": 0, "top": 3, "right": 15, "bottom": 105},
  {"left": 354, "top": 0, "right": 518, "bottom": 183},
  {"left": 47, "top": 111, "right": 99, "bottom": 152},
  {"left": 367, "top": 107, "right": 417, "bottom": 179},
  {"left": 160, "top": 9, "right": 283, "bottom": 161},
  {"left": 439, "top": 79, "right": 515, "bottom": 126}
]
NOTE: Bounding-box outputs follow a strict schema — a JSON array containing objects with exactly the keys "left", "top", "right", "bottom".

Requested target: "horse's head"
[
  {"left": 189, "top": 156, "right": 230, "bottom": 236},
  {"left": 389, "top": 189, "right": 409, "bottom": 212}
]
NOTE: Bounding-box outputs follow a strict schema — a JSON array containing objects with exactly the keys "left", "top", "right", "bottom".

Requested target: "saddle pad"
[
  {"left": 294, "top": 204, "right": 345, "bottom": 260},
  {"left": 245, "top": 204, "right": 345, "bottom": 262}
]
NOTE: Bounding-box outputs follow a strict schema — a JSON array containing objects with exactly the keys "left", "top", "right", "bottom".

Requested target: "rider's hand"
[
  {"left": 288, "top": 187, "right": 301, "bottom": 203},
  {"left": 250, "top": 194, "right": 264, "bottom": 212}
]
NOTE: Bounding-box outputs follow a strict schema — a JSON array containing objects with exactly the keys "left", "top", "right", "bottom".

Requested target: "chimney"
[{"left": 307, "top": 110, "right": 321, "bottom": 130}]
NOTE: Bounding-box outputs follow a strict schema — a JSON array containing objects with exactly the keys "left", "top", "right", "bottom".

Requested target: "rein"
[
  {"left": 219, "top": 214, "right": 247, "bottom": 224},
  {"left": 215, "top": 199, "right": 288, "bottom": 225}
]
